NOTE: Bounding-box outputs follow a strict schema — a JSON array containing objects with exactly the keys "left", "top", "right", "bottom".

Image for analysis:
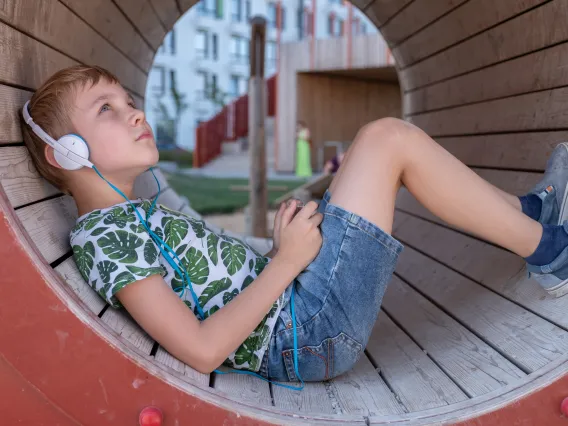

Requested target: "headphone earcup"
[{"left": 54, "top": 134, "right": 90, "bottom": 170}]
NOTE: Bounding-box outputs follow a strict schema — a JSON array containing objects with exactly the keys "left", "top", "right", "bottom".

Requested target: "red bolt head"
[
  {"left": 139, "top": 406, "right": 163, "bottom": 426},
  {"left": 561, "top": 397, "right": 568, "bottom": 417}
]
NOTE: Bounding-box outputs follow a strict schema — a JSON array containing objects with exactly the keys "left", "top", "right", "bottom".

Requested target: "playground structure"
[{"left": 2, "top": 0, "right": 568, "bottom": 425}]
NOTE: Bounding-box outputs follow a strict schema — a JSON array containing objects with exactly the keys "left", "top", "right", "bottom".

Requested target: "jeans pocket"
[{"left": 282, "top": 332, "right": 363, "bottom": 382}]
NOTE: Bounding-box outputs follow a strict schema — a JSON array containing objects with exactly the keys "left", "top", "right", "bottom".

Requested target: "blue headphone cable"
[{"left": 93, "top": 166, "right": 304, "bottom": 391}]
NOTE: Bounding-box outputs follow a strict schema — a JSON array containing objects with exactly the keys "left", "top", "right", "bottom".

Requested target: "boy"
[{"left": 21, "top": 65, "right": 568, "bottom": 382}]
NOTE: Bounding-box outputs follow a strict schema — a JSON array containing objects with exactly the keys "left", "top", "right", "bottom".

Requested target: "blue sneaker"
[{"left": 526, "top": 143, "right": 568, "bottom": 297}]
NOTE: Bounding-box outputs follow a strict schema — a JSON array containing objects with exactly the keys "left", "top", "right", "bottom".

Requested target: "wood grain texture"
[
  {"left": 178, "top": 0, "right": 199, "bottom": 13},
  {"left": 100, "top": 307, "right": 154, "bottom": 354},
  {"left": 406, "top": 41, "right": 568, "bottom": 115},
  {"left": 272, "top": 382, "right": 336, "bottom": 414},
  {"left": 1, "top": 0, "right": 147, "bottom": 96},
  {"left": 383, "top": 277, "right": 526, "bottom": 397},
  {"left": 54, "top": 257, "right": 106, "bottom": 314},
  {"left": 396, "top": 246, "right": 568, "bottom": 372},
  {"left": 395, "top": 0, "right": 547, "bottom": 68},
  {"left": 363, "top": 0, "right": 414, "bottom": 28},
  {"left": 149, "top": 0, "right": 180, "bottom": 29},
  {"left": 113, "top": 0, "right": 166, "bottom": 51},
  {"left": 214, "top": 369, "right": 272, "bottom": 407},
  {"left": 59, "top": 0, "right": 154, "bottom": 71},
  {"left": 366, "top": 311, "right": 468, "bottom": 411},
  {"left": 154, "top": 347, "right": 210, "bottom": 386},
  {"left": 0, "top": 146, "right": 60, "bottom": 208},
  {"left": 0, "top": 86, "right": 33, "bottom": 143},
  {"left": 380, "top": 0, "right": 468, "bottom": 47},
  {"left": 400, "top": 1, "right": 568, "bottom": 91},
  {"left": 392, "top": 208, "right": 568, "bottom": 330},
  {"left": 15, "top": 195, "right": 77, "bottom": 263}
]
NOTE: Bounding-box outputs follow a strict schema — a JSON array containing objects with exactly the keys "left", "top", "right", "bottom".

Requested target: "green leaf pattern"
[{"left": 70, "top": 200, "right": 284, "bottom": 371}]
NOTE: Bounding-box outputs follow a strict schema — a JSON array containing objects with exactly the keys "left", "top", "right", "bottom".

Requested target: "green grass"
[
  {"left": 165, "top": 173, "right": 307, "bottom": 215},
  {"left": 159, "top": 149, "right": 193, "bottom": 167}
]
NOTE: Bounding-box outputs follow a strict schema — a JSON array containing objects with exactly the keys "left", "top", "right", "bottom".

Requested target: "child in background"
[{"left": 295, "top": 120, "right": 313, "bottom": 178}]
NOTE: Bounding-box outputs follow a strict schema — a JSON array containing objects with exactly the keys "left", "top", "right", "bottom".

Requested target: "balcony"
[{"left": 229, "top": 55, "right": 250, "bottom": 74}]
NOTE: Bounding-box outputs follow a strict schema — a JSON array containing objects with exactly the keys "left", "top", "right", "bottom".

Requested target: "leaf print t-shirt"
[{"left": 69, "top": 199, "right": 287, "bottom": 372}]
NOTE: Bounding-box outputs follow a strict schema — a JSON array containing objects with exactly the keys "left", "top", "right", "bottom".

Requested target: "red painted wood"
[{"left": 0, "top": 208, "right": 272, "bottom": 426}]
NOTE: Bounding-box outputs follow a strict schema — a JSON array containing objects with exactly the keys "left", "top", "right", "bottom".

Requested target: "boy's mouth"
[{"left": 136, "top": 131, "right": 153, "bottom": 141}]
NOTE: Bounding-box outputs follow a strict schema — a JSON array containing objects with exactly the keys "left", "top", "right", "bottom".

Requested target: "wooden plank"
[
  {"left": 59, "top": 0, "right": 154, "bottom": 70},
  {"left": 330, "top": 355, "right": 407, "bottom": 416},
  {"left": 3, "top": 0, "right": 147, "bottom": 96},
  {"left": 0, "top": 21, "right": 77, "bottom": 90},
  {"left": 149, "top": 0, "right": 180, "bottom": 29},
  {"left": 366, "top": 311, "right": 468, "bottom": 411},
  {"left": 113, "top": 0, "right": 166, "bottom": 50},
  {"left": 400, "top": 1, "right": 568, "bottom": 91},
  {"left": 101, "top": 307, "right": 154, "bottom": 355},
  {"left": 0, "top": 86, "right": 32, "bottom": 143},
  {"left": 178, "top": 0, "right": 198, "bottom": 13},
  {"left": 397, "top": 246, "right": 568, "bottom": 372},
  {"left": 392, "top": 209, "right": 568, "bottom": 330},
  {"left": 410, "top": 86, "right": 568, "bottom": 137},
  {"left": 434, "top": 133, "right": 568, "bottom": 171},
  {"left": 380, "top": 0, "right": 468, "bottom": 47},
  {"left": 406, "top": 41, "right": 568, "bottom": 115},
  {"left": 382, "top": 277, "right": 526, "bottom": 397},
  {"left": 0, "top": 146, "right": 60, "bottom": 208},
  {"left": 54, "top": 257, "right": 106, "bottom": 314},
  {"left": 214, "top": 368, "right": 272, "bottom": 407},
  {"left": 154, "top": 347, "right": 209, "bottom": 386},
  {"left": 363, "top": 0, "right": 414, "bottom": 28},
  {"left": 272, "top": 382, "right": 336, "bottom": 414},
  {"left": 395, "top": 0, "right": 546, "bottom": 68},
  {"left": 16, "top": 196, "right": 77, "bottom": 263}
]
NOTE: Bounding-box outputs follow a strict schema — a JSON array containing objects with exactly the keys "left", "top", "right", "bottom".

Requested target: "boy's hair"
[{"left": 21, "top": 65, "right": 120, "bottom": 195}]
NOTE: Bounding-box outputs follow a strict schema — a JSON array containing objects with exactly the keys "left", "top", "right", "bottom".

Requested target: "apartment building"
[{"left": 144, "top": 0, "right": 377, "bottom": 151}]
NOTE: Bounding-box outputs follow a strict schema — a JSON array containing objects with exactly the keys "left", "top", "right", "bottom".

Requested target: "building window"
[
  {"left": 230, "top": 35, "right": 249, "bottom": 63},
  {"left": 197, "top": 0, "right": 223, "bottom": 19},
  {"left": 280, "top": 6, "right": 286, "bottom": 30},
  {"left": 267, "top": 3, "right": 277, "bottom": 28},
  {"left": 337, "top": 19, "right": 344, "bottom": 36},
  {"left": 170, "top": 29, "right": 176, "bottom": 54},
  {"left": 361, "top": 23, "right": 367, "bottom": 34},
  {"left": 169, "top": 69, "right": 177, "bottom": 91},
  {"left": 195, "top": 29, "right": 208, "bottom": 58},
  {"left": 151, "top": 66, "right": 166, "bottom": 97},
  {"left": 212, "top": 33, "right": 218, "bottom": 60},
  {"left": 266, "top": 41, "right": 277, "bottom": 68},
  {"left": 245, "top": 0, "right": 251, "bottom": 20},
  {"left": 327, "top": 13, "right": 334, "bottom": 36},
  {"left": 230, "top": 75, "right": 243, "bottom": 97},
  {"left": 231, "top": 0, "right": 242, "bottom": 22},
  {"left": 196, "top": 71, "right": 208, "bottom": 96}
]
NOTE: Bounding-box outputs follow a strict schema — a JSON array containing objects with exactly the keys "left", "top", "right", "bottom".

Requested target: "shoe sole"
[{"left": 556, "top": 143, "right": 568, "bottom": 224}]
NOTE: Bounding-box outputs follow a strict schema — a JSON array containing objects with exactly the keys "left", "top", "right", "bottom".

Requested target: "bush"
[{"left": 159, "top": 148, "right": 193, "bottom": 167}]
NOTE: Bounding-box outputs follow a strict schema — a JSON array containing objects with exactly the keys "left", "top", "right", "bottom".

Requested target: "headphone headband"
[{"left": 22, "top": 100, "right": 93, "bottom": 169}]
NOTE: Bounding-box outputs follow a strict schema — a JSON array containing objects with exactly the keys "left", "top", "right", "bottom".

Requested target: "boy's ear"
[{"left": 44, "top": 144, "right": 64, "bottom": 169}]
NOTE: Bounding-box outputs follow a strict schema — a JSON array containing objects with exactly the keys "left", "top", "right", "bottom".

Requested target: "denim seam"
[{"left": 323, "top": 211, "right": 403, "bottom": 256}]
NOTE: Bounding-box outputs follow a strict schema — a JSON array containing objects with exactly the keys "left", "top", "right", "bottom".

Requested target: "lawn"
[{"left": 165, "top": 173, "right": 307, "bottom": 215}]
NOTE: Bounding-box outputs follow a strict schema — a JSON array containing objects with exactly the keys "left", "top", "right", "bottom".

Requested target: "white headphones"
[{"left": 22, "top": 100, "right": 93, "bottom": 171}]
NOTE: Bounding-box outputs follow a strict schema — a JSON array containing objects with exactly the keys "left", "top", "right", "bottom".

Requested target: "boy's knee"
[{"left": 354, "top": 118, "right": 410, "bottom": 151}]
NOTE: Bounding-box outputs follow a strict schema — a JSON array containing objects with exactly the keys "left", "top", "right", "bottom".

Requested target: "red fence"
[{"left": 193, "top": 74, "right": 277, "bottom": 168}]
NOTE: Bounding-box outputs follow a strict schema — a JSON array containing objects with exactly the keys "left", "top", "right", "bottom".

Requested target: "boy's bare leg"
[{"left": 328, "top": 118, "right": 541, "bottom": 258}]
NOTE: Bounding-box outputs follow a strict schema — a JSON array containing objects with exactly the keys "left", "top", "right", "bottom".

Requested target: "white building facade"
[{"left": 145, "top": 0, "right": 377, "bottom": 151}]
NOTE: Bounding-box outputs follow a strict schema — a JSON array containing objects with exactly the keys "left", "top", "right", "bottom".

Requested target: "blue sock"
[
  {"left": 525, "top": 224, "right": 568, "bottom": 266},
  {"left": 519, "top": 194, "right": 542, "bottom": 221}
]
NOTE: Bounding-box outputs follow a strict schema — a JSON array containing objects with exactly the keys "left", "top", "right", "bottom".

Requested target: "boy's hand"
[
  {"left": 271, "top": 199, "right": 303, "bottom": 253},
  {"left": 274, "top": 199, "right": 323, "bottom": 272}
]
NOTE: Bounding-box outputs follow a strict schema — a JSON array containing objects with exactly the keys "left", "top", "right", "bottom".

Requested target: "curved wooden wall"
[{"left": 1, "top": 0, "right": 568, "bottom": 424}]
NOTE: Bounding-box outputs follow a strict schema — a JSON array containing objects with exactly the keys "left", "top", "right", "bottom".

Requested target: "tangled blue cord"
[{"left": 94, "top": 166, "right": 304, "bottom": 391}]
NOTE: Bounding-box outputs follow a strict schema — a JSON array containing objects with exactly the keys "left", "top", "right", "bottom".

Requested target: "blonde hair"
[{"left": 21, "top": 65, "right": 120, "bottom": 194}]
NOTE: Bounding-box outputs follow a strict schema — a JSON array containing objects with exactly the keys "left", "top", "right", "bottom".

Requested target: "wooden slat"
[
  {"left": 101, "top": 307, "right": 154, "bottom": 354},
  {"left": 397, "top": 246, "right": 568, "bottom": 372},
  {"left": 383, "top": 277, "right": 526, "bottom": 397},
  {"left": 149, "top": 0, "right": 181, "bottom": 29},
  {"left": 59, "top": 0, "right": 154, "bottom": 70},
  {"left": 178, "top": 0, "right": 198, "bottom": 13},
  {"left": 400, "top": 1, "right": 568, "bottom": 91},
  {"left": 410, "top": 87, "right": 568, "bottom": 137},
  {"left": 0, "top": 86, "right": 32, "bottom": 143},
  {"left": 395, "top": 0, "right": 546, "bottom": 68},
  {"left": 0, "top": 146, "right": 60, "bottom": 208},
  {"left": 214, "top": 369, "right": 272, "bottom": 407},
  {"left": 0, "top": 21, "right": 77, "bottom": 89},
  {"left": 3, "top": 0, "right": 147, "bottom": 96},
  {"left": 54, "top": 257, "right": 106, "bottom": 314},
  {"left": 363, "top": 0, "right": 414, "bottom": 28},
  {"left": 366, "top": 312, "right": 468, "bottom": 411},
  {"left": 330, "top": 355, "right": 407, "bottom": 416},
  {"left": 406, "top": 41, "right": 568, "bottom": 115},
  {"left": 435, "top": 133, "right": 568, "bottom": 171},
  {"left": 272, "top": 382, "right": 336, "bottom": 414},
  {"left": 16, "top": 196, "right": 77, "bottom": 263},
  {"left": 380, "top": 0, "right": 468, "bottom": 47},
  {"left": 113, "top": 0, "right": 166, "bottom": 50},
  {"left": 392, "top": 209, "right": 568, "bottom": 330},
  {"left": 154, "top": 347, "right": 210, "bottom": 386}
]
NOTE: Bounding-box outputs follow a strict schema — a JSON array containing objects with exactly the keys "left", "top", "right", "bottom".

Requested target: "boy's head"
[{"left": 22, "top": 65, "right": 158, "bottom": 195}]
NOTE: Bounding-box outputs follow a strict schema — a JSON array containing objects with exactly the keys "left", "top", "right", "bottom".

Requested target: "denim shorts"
[{"left": 259, "top": 190, "right": 404, "bottom": 382}]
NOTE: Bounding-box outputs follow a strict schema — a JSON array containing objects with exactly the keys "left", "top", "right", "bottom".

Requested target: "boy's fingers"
[
  {"left": 295, "top": 200, "right": 319, "bottom": 220},
  {"left": 273, "top": 202, "right": 284, "bottom": 232},
  {"left": 280, "top": 199, "right": 297, "bottom": 230},
  {"left": 309, "top": 213, "right": 324, "bottom": 227}
]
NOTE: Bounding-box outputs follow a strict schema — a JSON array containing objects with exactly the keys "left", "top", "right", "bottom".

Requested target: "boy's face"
[{"left": 70, "top": 80, "right": 158, "bottom": 176}]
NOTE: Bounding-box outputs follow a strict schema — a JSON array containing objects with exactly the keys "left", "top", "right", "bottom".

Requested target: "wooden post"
[{"left": 249, "top": 17, "right": 267, "bottom": 238}]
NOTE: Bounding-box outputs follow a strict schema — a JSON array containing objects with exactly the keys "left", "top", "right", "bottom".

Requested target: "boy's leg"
[{"left": 328, "top": 118, "right": 541, "bottom": 258}]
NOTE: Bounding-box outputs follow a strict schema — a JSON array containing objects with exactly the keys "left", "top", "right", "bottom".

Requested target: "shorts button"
[{"left": 286, "top": 322, "right": 292, "bottom": 329}]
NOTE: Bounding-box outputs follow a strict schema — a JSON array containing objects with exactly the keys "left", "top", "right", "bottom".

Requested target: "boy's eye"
[
  {"left": 99, "top": 103, "right": 110, "bottom": 113},
  {"left": 129, "top": 101, "right": 136, "bottom": 108}
]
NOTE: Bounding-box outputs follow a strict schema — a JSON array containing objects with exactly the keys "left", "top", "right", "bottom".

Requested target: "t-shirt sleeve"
[{"left": 71, "top": 227, "right": 165, "bottom": 308}]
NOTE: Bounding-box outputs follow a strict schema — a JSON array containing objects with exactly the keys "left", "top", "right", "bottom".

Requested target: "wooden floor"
[{"left": 33, "top": 170, "right": 567, "bottom": 422}]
